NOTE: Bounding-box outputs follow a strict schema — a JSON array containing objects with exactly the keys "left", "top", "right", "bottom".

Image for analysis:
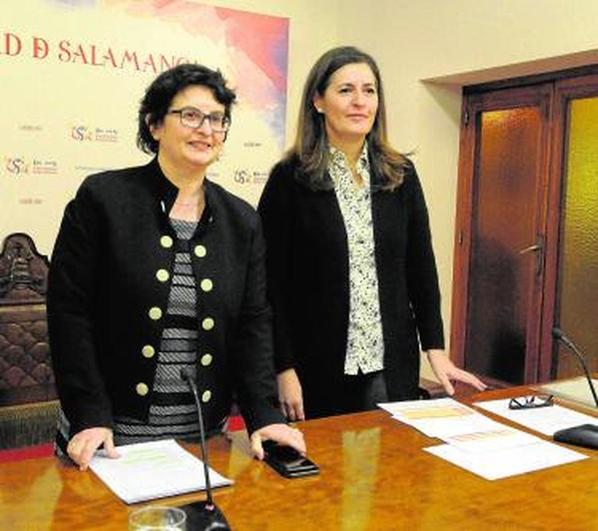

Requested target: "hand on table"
[
  {"left": 67, "top": 427, "right": 119, "bottom": 471},
  {"left": 427, "top": 349, "right": 487, "bottom": 396},
  {"left": 250, "top": 423, "right": 306, "bottom": 461}
]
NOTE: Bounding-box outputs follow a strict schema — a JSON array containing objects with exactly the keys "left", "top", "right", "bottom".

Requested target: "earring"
[{"left": 316, "top": 108, "right": 323, "bottom": 114}]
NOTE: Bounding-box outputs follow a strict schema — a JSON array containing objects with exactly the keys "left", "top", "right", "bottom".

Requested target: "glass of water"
[{"left": 128, "top": 506, "right": 186, "bottom": 530}]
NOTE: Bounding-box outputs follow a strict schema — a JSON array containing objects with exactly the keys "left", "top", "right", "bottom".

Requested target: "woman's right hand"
[
  {"left": 67, "top": 427, "right": 119, "bottom": 471},
  {"left": 276, "top": 368, "right": 305, "bottom": 421}
]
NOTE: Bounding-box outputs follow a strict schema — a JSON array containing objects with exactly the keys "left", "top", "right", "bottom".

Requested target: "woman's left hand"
[
  {"left": 250, "top": 423, "right": 306, "bottom": 460},
  {"left": 427, "top": 349, "right": 487, "bottom": 395}
]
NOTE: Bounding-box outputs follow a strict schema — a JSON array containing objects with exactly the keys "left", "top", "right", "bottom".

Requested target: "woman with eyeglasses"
[{"left": 48, "top": 63, "right": 305, "bottom": 470}]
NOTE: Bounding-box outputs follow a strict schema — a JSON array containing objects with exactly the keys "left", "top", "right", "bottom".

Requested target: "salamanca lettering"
[{"left": 57, "top": 40, "right": 197, "bottom": 73}]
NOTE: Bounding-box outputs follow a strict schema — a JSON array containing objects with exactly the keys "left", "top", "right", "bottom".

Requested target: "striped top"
[
  {"left": 56, "top": 218, "right": 219, "bottom": 452},
  {"left": 111, "top": 218, "right": 201, "bottom": 444}
]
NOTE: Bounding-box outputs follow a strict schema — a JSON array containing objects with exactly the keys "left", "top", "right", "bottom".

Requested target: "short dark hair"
[
  {"left": 137, "top": 63, "right": 236, "bottom": 154},
  {"left": 289, "top": 46, "right": 408, "bottom": 190}
]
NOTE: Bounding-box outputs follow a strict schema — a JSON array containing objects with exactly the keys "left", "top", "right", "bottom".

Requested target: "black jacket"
[
  {"left": 48, "top": 158, "right": 283, "bottom": 436},
  {"left": 258, "top": 155, "right": 444, "bottom": 418}
]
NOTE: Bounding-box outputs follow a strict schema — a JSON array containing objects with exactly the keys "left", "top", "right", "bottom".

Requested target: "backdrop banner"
[{"left": 1, "top": 0, "right": 289, "bottom": 253}]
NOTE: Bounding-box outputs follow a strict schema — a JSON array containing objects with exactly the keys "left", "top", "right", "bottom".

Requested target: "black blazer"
[
  {"left": 258, "top": 155, "right": 444, "bottom": 418},
  {"left": 48, "top": 158, "right": 283, "bottom": 436}
]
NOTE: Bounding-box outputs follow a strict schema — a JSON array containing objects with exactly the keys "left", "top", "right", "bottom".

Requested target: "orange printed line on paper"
[
  {"left": 401, "top": 406, "right": 473, "bottom": 420},
  {"left": 451, "top": 429, "right": 513, "bottom": 442}
]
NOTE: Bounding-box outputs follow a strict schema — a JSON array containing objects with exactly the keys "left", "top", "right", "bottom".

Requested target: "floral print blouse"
[{"left": 329, "top": 145, "right": 384, "bottom": 375}]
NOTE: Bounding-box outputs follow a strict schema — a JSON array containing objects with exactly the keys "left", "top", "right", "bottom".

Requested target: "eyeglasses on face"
[
  {"left": 167, "top": 107, "right": 231, "bottom": 133},
  {"left": 508, "top": 394, "right": 554, "bottom": 410}
]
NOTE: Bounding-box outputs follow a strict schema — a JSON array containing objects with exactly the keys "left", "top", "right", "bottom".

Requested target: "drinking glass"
[{"left": 128, "top": 506, "right": 186, "bottom": 530}]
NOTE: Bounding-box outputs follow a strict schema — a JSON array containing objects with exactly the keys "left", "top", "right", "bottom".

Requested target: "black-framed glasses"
[
  {"left": 508, "top": 394, "right": 554, "bottom": 410},
  {"left": 168, "top": 107, "right": 231, "bottom": 133}
]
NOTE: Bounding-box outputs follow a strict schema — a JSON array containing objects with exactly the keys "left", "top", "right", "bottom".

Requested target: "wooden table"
[{"left": 1, "top": 387, "right": 596, "bottom": 530}]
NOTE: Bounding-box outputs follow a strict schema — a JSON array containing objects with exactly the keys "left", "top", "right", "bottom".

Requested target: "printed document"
[
  {"left": 474, "top": 398, "right": 598, "bottom": 436},
  {"left": 425, "top": 439, "right": 587, "bottom": 480},
  {"left": 379, "top": 398, "right": 503, "bottom": 438},
  {"left": 379, "top": 398, "right": 589, "bottom": 480},
  {"left": 89, "top": 439, "right": 233, "bottom": 504}
]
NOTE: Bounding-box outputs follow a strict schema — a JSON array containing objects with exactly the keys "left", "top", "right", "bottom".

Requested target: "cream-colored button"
[
  {"left": 200, "top": 353, "right": 213, "bottom": 366},
  {"left": 148, "top": 307, "right": 162, "bottom": 320},
  {"left": 201, "top": 390, "right": 212, "bottom": 403},
  {"left": 194, "top": 244, "right": 207, "bottom": 258},
  {"left": 202, "top": 317, "right": 215, "bottom": 330},
  {"left": 160, "top": 235, "right": 173, "bottom": 248},
  {"left": 156, "top": 269, "right": 169, "bottom": 282},
  {"left": 136, "top": 383, "right": 149, "bottom": 396},
  {"left": 200, "top": 278, "right": 213, "bottom": 292},
  {"left": 141, "top": 345, "right": 155, "bottom": 358}
]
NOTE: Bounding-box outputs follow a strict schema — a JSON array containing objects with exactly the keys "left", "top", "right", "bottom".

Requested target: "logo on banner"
[
  {"left": 31, "top": 159, "right": 58, "bottom": 174},
  {"left": 71, "top": 126, "right": 94, "bottom": 141},
  {"left": 5, "top": 157, "right": 30, "bottom": 175},
  {"left": 4, "top": 156, "right": 58, "bottom": 175},
  {"left": 234, "top": 168, "right": 268, "bottom": 186},
  {"left": 71, "top": 125, "right": 119, "bottom": 143}
]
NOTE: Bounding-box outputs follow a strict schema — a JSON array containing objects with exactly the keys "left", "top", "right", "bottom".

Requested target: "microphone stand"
[
  {"left": 180, "top": 368, "right": 230, "bottom": 530},
  {"left": 552, "top": 327, "right": 598, "bottom": 407},
  {"left": 550, "top": 328, "right": 598, "bottom": 449}
]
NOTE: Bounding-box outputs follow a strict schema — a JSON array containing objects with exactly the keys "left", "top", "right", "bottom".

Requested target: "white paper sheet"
[
  {"left": 89, "top": 439, "right": 233, "bottom": 504},
  {"left": 392, "top": 411, "right": 506, "bottom": 438},
  {"left": 379, "top": 397, "right": 476, "bottom": 420},
  {"left": 474, "top": 398, "right": 598, "bottom": 436},
  {"left": 380, "top": 398, "right": 500, "bottom": 438},
  {"left": 425, "top": 440, "right": 588, "bottom": 480}
]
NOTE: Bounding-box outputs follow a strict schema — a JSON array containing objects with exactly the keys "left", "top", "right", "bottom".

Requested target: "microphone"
[
  {"left": 180, "top": 368, "right": 230, "bottom": 530},
  {"left": 550, "top": 328, "right": 598, "bottom": 450},
  {"left": 551, "top": 327, "right": 598, "bottom": 408}
]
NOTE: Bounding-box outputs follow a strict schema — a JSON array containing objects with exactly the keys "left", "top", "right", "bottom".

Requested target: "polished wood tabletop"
[{"left": 1, "top": 387, "right": 596, "bottom": 530}]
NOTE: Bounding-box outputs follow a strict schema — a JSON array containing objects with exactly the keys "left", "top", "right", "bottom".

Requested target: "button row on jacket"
[
  {"left": 200, "top": 278, "right": 213, "bottom": 292},
  {"left": 202, "top": 390, "right": 212, "bottom": 403},
  {"left": 200, "top": 353, "right": 213, "bottom": 366},
  {"left": 160, "top": 235, "right": 173, "bottom": 248},
  {"left": 136, "top": 382, "right": 149, "bottom": 396},
  {"left": 202, "top": 317, "right": 214, "bottom": 330},
  {"left": 194, "top": 244, "right": 207, "bottom": 258}
]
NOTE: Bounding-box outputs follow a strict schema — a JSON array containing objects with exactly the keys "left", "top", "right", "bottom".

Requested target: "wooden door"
[
  {"left": 541, "top": 75, "right": 598, "bottom": 380},
  {"left": 453, "top": 72, "right": 598, "bottom": 386},
  {"left": 452, "top": 85, "right": 553, "bottom": 386}
]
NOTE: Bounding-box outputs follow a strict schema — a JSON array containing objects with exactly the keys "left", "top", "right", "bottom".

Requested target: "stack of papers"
[
  {"left": 378, "top": 398, "right": 588, "bottom": 480},
  {"left": 89, "top": 439, "right": 233, "bottom": 504}
]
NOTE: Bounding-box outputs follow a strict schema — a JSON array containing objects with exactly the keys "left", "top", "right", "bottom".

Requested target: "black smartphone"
[{"left": 263, "top": 441, "right": 320, "bottom": 479}]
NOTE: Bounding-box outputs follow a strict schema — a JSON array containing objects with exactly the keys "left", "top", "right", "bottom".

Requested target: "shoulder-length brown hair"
[{"left": 286, "top": 46, "right": 409, "bottom": 190}]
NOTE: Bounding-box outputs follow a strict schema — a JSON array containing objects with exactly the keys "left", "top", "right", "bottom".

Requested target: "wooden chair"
[{"left": 0, "top": 233, "right": 58, "bottom": 449}]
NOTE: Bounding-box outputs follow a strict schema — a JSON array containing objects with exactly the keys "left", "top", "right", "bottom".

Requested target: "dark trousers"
[
  {"left": 304, "top": 370, "right": 389, "bottom": 419},
  {"left": 339, "top": 370, "right": 389, "bottom": 413}
]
